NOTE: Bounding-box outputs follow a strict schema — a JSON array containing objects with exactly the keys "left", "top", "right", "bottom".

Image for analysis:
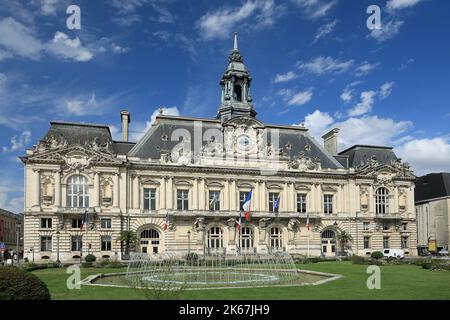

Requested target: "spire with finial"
[{"left": 229, "top": 32, "right": 243, "bottom": 63}]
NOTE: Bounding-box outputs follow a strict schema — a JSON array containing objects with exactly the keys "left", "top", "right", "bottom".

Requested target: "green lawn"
[{"left": 32, "top": 262, "right": 450, "bottom": 300}]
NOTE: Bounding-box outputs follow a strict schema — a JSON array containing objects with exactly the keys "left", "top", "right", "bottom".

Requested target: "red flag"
[{"left": 306, "top": 212, "right": 310, "bottom": 231}]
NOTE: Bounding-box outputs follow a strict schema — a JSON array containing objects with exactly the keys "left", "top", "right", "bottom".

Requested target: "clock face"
[{"left": 237, "top": 134, "right": 251, "bottom": 151}]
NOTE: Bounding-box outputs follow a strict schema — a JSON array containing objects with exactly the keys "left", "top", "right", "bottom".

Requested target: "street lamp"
[
  {"left": 56, "top": 231, "right": 60, "bottom": 265},
  {"left": 187, "top": 230, "right": 191, "bottom": 255},
  {"left": 15, "top": 223, "right": 21, "bottom": 264}
]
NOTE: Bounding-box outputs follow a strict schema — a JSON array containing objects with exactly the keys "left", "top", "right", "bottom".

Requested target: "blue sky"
[{"left": 1, "top": 0, "right": 449, "bottom": 213}]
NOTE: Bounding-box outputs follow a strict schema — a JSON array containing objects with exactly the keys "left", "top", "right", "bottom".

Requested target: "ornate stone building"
[{"left": 21, "top": 34, "right": 417, "bottom": 262}]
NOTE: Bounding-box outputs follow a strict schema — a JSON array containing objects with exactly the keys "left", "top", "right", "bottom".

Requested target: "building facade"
[
  {"left": 22, "top": 34, "right": 417, "bottom": 263},
  {"left": 0, "top": 208, "right": 23, "bottom": 260},
  {"left": 415, "top": 173, "right": 450, "bottom": 254}
]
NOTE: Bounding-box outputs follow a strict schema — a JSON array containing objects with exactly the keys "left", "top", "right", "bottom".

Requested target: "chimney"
[
  {"left": 322, "top": 128, "right": 340, "bottom": 155},
  {"left": 120, "top": 110, "right": 130, "bottom": 142}
]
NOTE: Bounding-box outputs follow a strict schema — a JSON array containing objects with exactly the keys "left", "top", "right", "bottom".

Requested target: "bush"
[
  {"left": 371, "top": 251, "right": 384, "bottom": 260},
  {"left": 108, "top": 260, "right": 124, "bottom": 268},
  {"left": 0, "top": 267, "right": 50, "bottom": 300},
  {"left": 349, "top": 255, "right": 367, "bottom": 265},
  {"left": 186, "top": 252, "right": 199, "bottom": 264},
  {"left": 85, "top": 254, "right": 96, "bottom": 263}
]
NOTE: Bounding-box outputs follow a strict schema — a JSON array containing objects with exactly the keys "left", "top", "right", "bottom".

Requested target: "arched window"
[
  {"left": 140, "top": 229, "right": 160, "bottom": 239},
  {"left": 269, "top": 227, "right": 282, "bottom": 249},
  {"left": 234, "top": 84, "right": 242, "bottom": 102},
  {"left": 240, "top": 227, "right": 253, "bottom": 249},
  {"left": 321, "top": 229, "right": 335, "bottom": 240},
  {"left": 208, "top": 227, "right": 223, "bottom": 248},
  {"left": 375, "top": 187, "right": 389, "bottom": 214},
  {"left": 67, "top": 175, "right": 89, "bottom": 208}
]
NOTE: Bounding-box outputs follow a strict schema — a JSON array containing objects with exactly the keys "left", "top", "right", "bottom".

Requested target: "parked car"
[
  {"left": 437, "top": 248, "right": 449, "bottom": 256},
  {"left": 383, "top": 249, "right": 405, "bottom": 259}
]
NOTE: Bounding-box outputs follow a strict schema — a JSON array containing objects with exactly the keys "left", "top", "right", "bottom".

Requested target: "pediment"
[
  {"left": 27, "top": 145, "right": 122, "bottom": 167},
  {"left": 356, "top": 157, "right": 415, "bottom": 180}
]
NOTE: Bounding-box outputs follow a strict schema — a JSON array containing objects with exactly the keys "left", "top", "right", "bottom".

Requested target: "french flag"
[
  {"left": 242, "top": 190, "right": 252, "bottom": 221},
  {"left": 306, "top": 212, "right": 310, "bottom": 231},
  {"left": 236, "top": 211, "right": 242, "bottom": 231},
  {"left": 80, "top": 210, "right": 88, "bottom": 230}
]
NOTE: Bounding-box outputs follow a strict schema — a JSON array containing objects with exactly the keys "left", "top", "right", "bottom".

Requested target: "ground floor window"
[
  {"left": 40, "top": 236, "right": 52, "bottom": 251},
  {"left": 364, "top": 236, "right": 370, "bottom": 249},
  {"left": 383, "top": 236, "right": 390, "bottom": 249},
  {"left": 208, "top": 227, "right": 223, "bottom": 249},
  {"left": 71, "top": 235, "right": 82, "bottom": 251},
  {"left": 269, "top": 227, "right": 282, "bottom": 249},
  {"left": 101, "top": 235, "right": 112, "bottom": 251},
  {"left": 401, "top": 236, "right": 409, "bottom": 249},
  {"left": 240, "top": 227, "right": 253, "bottom": 249}
]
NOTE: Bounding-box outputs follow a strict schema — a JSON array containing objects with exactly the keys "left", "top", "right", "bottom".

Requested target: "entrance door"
[
  {"left": 321, "top": 230, "right": 336, "bottom": 257},
  {"left": 140, "top": 229, "right": 161, "bottom": 254}
]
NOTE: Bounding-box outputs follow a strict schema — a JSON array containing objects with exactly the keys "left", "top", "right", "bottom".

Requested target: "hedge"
[{"left": 0, "top": 267, "right": 50, "bottom": 300}]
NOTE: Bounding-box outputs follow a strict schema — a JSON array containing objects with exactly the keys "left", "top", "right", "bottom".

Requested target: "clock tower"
[{"left": 217, "top": 32, "right": 257, "bottom": 122}]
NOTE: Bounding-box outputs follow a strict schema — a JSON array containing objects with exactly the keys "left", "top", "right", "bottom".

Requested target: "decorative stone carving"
[
  {"left": 360, "top": 188, "right": 369, "bottom": 211},
  {"left": 287, "top": 219, "right": 301, "bottom": 232},
  {"left": 288, "top": 152, "right": 321, "bottom": 171},
  {"left": 34, "top": 135, "right": 68, "bottom": 153},
  {"left": 85, "top": 137, "right": 113, "bottom": 154},
  {"left": 258, "top": 218, "right": 272, "bottom": 229}
]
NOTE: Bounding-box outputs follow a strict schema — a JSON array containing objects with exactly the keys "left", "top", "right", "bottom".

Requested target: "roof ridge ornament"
[
  {"left": 233, "top": 31, "right": 238, "bottom": 51},
  {"left": 229, "top": 32, "right": 243, "bottom": 63}
]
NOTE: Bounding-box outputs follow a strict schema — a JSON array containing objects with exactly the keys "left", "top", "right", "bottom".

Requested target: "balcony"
[{"left": 374, "top": 213, "right": 403, "bottom": 221}]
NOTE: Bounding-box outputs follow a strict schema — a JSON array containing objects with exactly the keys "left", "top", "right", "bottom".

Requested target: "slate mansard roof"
[
  {"left": 127, "top": 115, "right": 343, "bottom": 169},
  {"left": 39, "top": 121, "right": 136, "bottom": 155},
  {"left": 338, "top": 145, "right": 399, "bottom": 168},
  {"left": 415, "top": 173, "right": 450, "bottom": 203}
]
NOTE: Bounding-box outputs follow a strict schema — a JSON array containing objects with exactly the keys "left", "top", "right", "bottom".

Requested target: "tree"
[
  {"left": 116, "top": 230, "right": 139, "bottom": 258},
  {"left": 335, "top": 230, "right": 353, "bottom": 256}
]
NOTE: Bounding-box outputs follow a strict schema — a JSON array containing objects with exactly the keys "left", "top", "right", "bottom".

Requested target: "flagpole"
[{"left": 307, "top": 229, "right": 310, "bottom": 258}]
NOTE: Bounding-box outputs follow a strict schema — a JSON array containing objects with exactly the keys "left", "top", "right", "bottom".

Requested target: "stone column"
[
  {"left": 93, "top": 173, "right": 100, "bottom": 207},
  {"left": 223, "top": 180, "right": 229, "bottom": 211},
  {"left": 368, "top": 187, "right": 374, "bottom": 213},
  {"left": 288, "top": 182, "right": 295, "bottom": 212},
  {"left": 282, "top": 183, "right": 288, "bottom": 212},
  {"left": 159, "top": 177, "right": 166, "bottom": 210},
  {"left": 167, "top": 177, "right": 173, "bottom": 209},
  {"left": 133, "top": 175, "right": 140, "bottom": 209},
  {"left": 33, "top": 169, "right": 40, "bottom": 207},
  {"left": 253, "top": 181, "right": 259, "bottom": 212},
  {"left": 54, "top": 170, "right": 61, "bottom": 207},
  {"left": 113, "top": 173, "right": 119, "bottom": 208},
  {"left": 192, "top": 178, "right": 198, "bottom": 210},
  {"left": 230, "top": 179, "right": 237, "bottom": 211},
  {"left": 260, "top": 181, "right": 266, "bottom": 212},
  {"left": 393, "top": 186, "right": 399, "bottom": 214}
]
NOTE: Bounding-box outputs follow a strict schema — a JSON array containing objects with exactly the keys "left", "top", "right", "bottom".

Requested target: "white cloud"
[
  {"left": 340, "top": 88, "right": 353, "bottom": 103},
  {"left": 379, "top": 81, "right": 394, "bottom": 99},
  {"left": 292, "top": 0, "right": 337, "bottom": 19},
  {"left": 387, "top": 0, "right": 424, "bottom": 11},
  {"left": 297, "top": 56, "right": 354, "bottom": 75},
  {"left": 2, "top": 131, "right": 31, "bottom": 153},
  {"left": 348, "top": 91, "right": 377, "bottom": 116},
  {"left": 355, "top": 62, "right": 379, "bottom": 77},
  {"left": 197, "top": 0, "right": 283, "bottom": 40},
  {"left": 130, "top": 107, "right": 180, "bottom": 141},
  {"left": 0, "top": 17, "right": 43, "bottom": 60},
  {"left": 302, "top": 110, "right": 412, "bottom": 150},
  {"left": 273, "top": 71, "right": 297, "bottom": 83},
  {"left": 370, "top": 20, "right": 404, "bottom": 42},
  {"left": 288, "top": 89, "right": 313, "bottom": 106},
  {"left": 303, "top": 109, "right": 334, "bottom": 138},
  {"left": 395, "top": 137, "right": 450, "bottom": 175},
  {"left": 35, "top": 0, "right": 61, "bottom": 16},
  {"left": 59, "top": 93, "right": 98, "bottom": 116},
  {"left": 312, "top": 19, "right": 338, "bottom": 43},
  {"left": 46, "top": 31, "right": 94, "bottom": 62}
]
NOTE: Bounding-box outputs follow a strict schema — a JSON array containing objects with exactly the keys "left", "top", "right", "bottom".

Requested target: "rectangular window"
[
  {"left": 383, "top": 236, "right": 390, "bottom": 249},
  {"left": 143, "top": 188, "right": 156, "bottom": 211},
  {"left": 324, "top": 195, "right": 333, "bottom": 214},
  {"left": 209, "top": 191, "right": 220, "bottom": 212},
  {"left": 239, "top": 191, "right": 250, "bottom": 211},
  {"left": 101, "top": 236, "right": 112, "bottom": 251},
  {"left": 72, "top": 219, "right": 82, "bottom": 229},
  {"left": 268, "top": 192, "right": 280, "bottom": 213},
  {"left": 402, "top": 223, "right": 408, "bottom": 231},
  {"left": 40, "top": 236, "right": 52, "bottom": 251},
  {"left": 71, "top": 236, "right": 82, "bottom": 251},
  {"left": 100, "top": 218, "right": 112, "bottom": 229},
  {"left": 177, "top": 190, "right": 189, "bottom": 211},
  {"left": 364, "top": 236, "right": 371, "bottom": 249},
  {"left": 296, "top": 194, "right": 307, "bottom": 213},
  {"left": 41, "top": 218, "right": 52, "bottom": 229},
  {"left": 383, "top": 223, "right": 390, "bottom": 231},
  {"left": 363, "top": 222, "right": 370, "bottom": 231},
  {"left": 401, "top": 236, "right": 409, "bottom": 249}
]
